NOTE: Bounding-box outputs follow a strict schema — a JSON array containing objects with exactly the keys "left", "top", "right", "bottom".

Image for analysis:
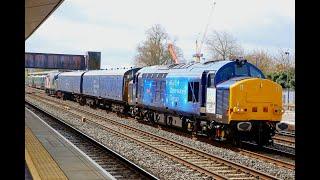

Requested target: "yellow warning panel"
[
  {"left": 228, "top": 78, "right": 283, "bottom": 122},
  {"left": 25, "top": 127, "right": 67, "bottom": 180}
]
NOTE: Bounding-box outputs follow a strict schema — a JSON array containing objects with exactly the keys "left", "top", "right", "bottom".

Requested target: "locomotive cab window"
[
  {"left": 188, "top": 82, "right": 199, "bottom": 102},
  {"left": 216, "top": 66, "right": 234, "bottom": 84},
  {"left": 235, "top": 64, "right": 249, "bottom": 76},
  {"left": 249, "top": 66, "right": 264, "bottom": 78}
]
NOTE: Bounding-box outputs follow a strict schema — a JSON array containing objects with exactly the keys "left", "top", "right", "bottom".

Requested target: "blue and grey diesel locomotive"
[{"left": 41, "top": 59, "right": 284, "bottom": 145}]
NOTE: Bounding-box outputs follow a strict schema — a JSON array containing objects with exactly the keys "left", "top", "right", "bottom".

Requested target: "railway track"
[
  {"left": 27, "top": 92, "right": 284, "bottom": 179},
  {"left": 136, "top": 118, "right": 295, "bottom": 169},
  {"left": 27, "top": 88, "right": 295, "bottom": 165},
  {"left": 236, "top": 148, "right": 294, "bottom": 170},
  {"left": 25, "top": 102, "right": 157, "bottom": 180},
  {"left": 273, "top": 133, "right": 295, "bottom": 147},
  {"left": 27, "top": 89, "right": 295, "bottom": 167},
  {"left": 276, "top": 131, "right": 295, "bottom": 137}
]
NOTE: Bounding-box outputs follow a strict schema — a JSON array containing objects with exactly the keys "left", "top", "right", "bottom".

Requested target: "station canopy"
[{"left": 25, "top": 0, "right": 64, "bottom": 40}]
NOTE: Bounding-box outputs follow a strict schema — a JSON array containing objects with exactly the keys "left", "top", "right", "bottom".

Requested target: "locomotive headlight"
[
  {"left": 202, "top": 126, "right": 207, "bottom": 131},
  {"left": 273, "top": 107, "right": 284, "bottom": 114},
  {"left": 233, "top": 107, "right": 246, "bottom": 113}
]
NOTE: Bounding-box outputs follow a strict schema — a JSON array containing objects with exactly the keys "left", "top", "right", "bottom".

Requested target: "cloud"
[{"left": 25, "top": 0, "right": 295, "bottom": 66}]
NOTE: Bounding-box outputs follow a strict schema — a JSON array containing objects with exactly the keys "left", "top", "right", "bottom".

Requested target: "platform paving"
[
  {"left": 25, "top": 162, "right": 33, "bottom": 180},
  {"left": 25, "top": 107, "right": 115, "bottom": 180},
  {"left": 282, "top": 110, "right": 295, "bottom": 124}
]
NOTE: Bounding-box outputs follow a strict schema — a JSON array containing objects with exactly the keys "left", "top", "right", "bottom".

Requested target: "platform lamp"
[{"left": 285, "top": 51, "right": 290, "bottom": 109}]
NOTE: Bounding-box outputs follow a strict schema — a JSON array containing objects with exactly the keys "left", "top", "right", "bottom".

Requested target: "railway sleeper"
[
  {"left": 206, "top": 166, "right": 231, "bottom": 171},
  {"left": 228, "top": 176, "right": 257, "bottom": 180},
  {"left": 188, "top": 160, "right": 212, "bottom": 164},
  {"left": 213, "top": 169, "right": 239, "bottom": 174},
  {"left": 183, "top": 156, "right": 206, "bottom": 160},
  {"left": 226, "top": 172, "right": 253, "bottom": 177},
  {"left": 179, "top": 155, "right": 200, "bottom": 158}
]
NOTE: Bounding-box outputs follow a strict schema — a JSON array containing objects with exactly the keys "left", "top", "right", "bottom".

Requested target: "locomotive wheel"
[
  {"left": 233, "top": 138, "right": 243, "bottom": 147},
  {"left": 90, "top": 103, "right": 97, "bottom": 109},
  {"left": 79, "top": 98, "right": 85, "bottom": 106}
]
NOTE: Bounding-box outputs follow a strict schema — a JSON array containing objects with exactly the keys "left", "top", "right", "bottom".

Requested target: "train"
[
  {"left": 26, "top": 75, "right": 46, "bottom": 89},
  {"left": 26, "top": 59, "right": 285, "bottom": 146}
]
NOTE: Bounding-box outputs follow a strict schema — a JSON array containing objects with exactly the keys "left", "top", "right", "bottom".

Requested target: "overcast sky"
[{"left": 25, "top": 0, "right": 295, "bottom": 69}]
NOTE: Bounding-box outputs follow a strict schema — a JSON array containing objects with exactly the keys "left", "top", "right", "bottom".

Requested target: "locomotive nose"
[{"left": 228, "top": 78, "right": 284, "bottom": 122}]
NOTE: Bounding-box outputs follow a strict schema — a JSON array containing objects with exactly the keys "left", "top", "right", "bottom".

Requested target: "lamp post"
[
  {"left": 253, "top": 55, "right": 257, "bottom": 66},
  {"left": 253, "top": 55, "right": 259, "bottom": 67},
  {"left": 285, "top": 51, "right": 290, "bottom": 109}
]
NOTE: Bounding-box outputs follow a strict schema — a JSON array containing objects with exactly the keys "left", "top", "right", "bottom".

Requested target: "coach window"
[{"left": 188, "top": 82, "right": 199, "bottom": 102}]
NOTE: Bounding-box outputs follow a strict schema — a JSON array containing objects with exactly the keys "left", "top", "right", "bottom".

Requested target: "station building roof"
[{"left": 25, "top": 0, "right": 64, "bottom": 40}]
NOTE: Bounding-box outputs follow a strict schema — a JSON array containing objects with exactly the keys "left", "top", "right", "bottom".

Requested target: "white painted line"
[{"left": 25, "top": 107, "right": 117, "bottom": 180}]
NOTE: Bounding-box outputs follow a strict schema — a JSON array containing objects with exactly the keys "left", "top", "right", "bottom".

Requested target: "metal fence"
[{"left": 282, "top": 88, "right": 295, "bottom": 110}]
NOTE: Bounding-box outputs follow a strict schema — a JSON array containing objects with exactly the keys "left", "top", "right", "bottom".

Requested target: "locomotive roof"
[
  {"left": 216, "top": 76, "right": 253, "bottom": 89},
  {"left": 137, "top": 60, "right": 233, "bottom": 75}
]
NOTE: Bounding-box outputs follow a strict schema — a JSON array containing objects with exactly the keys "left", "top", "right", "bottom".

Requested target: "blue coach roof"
[
  {"left": 58, "top": 71, "right": 86, "bottom": 77},
  {"left": 83, "top": 68, "right": 138, "bottom": 76}
]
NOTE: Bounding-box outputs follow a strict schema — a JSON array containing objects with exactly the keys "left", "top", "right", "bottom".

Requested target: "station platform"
[
  {"left": 25, "top": 108, "right": 115, "bottom": 180},
  {"left": 280, "top": 110, "right": 295, "bottom": 132},
  {"left": 25, "top": 162, "right": 32, "bottom": 180}
]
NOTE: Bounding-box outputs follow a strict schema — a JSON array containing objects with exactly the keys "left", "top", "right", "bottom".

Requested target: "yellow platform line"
[{"left": 25, "top": 127, "right": 68, "bottom": 180}]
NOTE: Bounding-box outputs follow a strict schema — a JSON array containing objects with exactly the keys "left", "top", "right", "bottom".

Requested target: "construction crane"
[
  {"left": 168, "top": 43, "right": 179, "bottom": 64},
  {"left": 193, "top": 0, "right": 217, "bottom": 62}
]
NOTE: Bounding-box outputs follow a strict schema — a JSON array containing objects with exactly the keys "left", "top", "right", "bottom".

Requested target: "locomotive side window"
[{"left": 188, "top": 82, "right": 199, "bottom": 102}]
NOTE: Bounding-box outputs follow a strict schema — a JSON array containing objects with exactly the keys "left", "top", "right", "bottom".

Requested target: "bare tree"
[
  {"left": 273, "top": 49, "right": 295, "bottom": 73},
  {"left": 206, "top": 30, "right": 243, "bottom": 60},
  {"left": 134, "top": 24, "right": 183, "bottom": 67},
  {"left": 244, "top": 49, "right": 275, "bottom": 74}
]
